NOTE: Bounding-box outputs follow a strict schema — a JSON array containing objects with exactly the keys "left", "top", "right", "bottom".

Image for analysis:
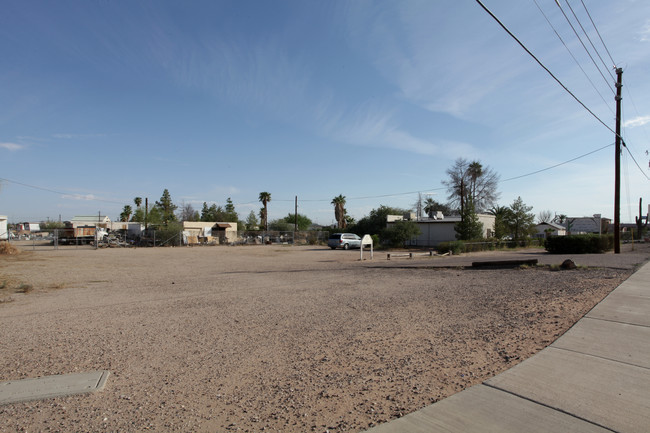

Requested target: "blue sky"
[{"left": 1, "top": 0, "right": 649, "bottom": 225}]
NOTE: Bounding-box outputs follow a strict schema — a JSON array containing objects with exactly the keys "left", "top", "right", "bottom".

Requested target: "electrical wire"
[
  {"left": 563, "top": 0, "right": 615, "bottom": 82},
  {"left": 532, "top": 0, "right": 613, "bottom": 114},
  {"left": 501, "top": 143, "right": 613, "bottom": 182},
  {"left": 623, "top": 144, "right": 650, "bottom": 180},
  {"left": 554, "top": 0, "right": 614, "bottom": 93},
  {"left": 0, "top": 177, "right": 125, "bottom": 205},
  {"left": 474, "top": 0, "right": 620, "bottom": 139},
  {"left": 579, "top": 0, "right": 616, "bottom": 67}
]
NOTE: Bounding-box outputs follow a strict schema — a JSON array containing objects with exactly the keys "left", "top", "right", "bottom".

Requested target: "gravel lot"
[{"left": 1, "top": 243, "right": 649, "bottom": 432}]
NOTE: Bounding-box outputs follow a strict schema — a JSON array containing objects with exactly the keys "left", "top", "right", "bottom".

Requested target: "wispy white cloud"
[
  {"left": 624, "top": 115, "right": 650, "bottom": 128},
  {"left": 322, "top": 101, "right": 476, "bottom": 158},
  {"left": 0, "top": 142, "right": 24, "bottom": 151},
  {"left": 638, "top": 20, "right": 650, "bottom": 42}
]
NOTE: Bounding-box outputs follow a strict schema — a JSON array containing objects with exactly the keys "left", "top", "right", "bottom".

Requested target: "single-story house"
[
  {"left": 182, "top": 221, "right": 237, "bottom": 244},
  {"left": 564, "top": 215, "right": 610, "bottom": 235},
  {"left": 0, "top": 215, "right": 7, "bottom": 240},
  {"left": 386, "top": 213, "right": 495, "bottom": 247},
  {"left": 534, "top": 222, "right": 566, "bottom": 238}
]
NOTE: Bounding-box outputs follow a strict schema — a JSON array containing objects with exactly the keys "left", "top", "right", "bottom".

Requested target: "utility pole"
[
  {"left": 614, "top": 67, "right": 623, "bottom": 254},
  {"left": 294, "top": 196, "right": 298, "bottom": 242}
]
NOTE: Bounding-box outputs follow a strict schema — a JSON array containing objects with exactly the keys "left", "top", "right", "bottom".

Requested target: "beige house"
[
  {"left": 182, "top": 221, "right": 237, "bottom": 245},
  {"left": 386, "top": 213, "right": 495, "bottom": 247}
]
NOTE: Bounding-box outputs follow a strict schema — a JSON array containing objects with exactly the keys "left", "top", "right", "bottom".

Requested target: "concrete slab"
[
  {"left": 485, "top": 347, "right": 650, "bottom": 433},
  {"left": 586, "top": 292, "right": 650, "bottom": 326},
  {"left": 0, "top": 371, "right": 109, "bottom": 406},
  {"left": 364, "top": 384, "right": 610, "bottom": 433},
  {"left": 552, "top": 317, "right": 650, "bottom": 368}
]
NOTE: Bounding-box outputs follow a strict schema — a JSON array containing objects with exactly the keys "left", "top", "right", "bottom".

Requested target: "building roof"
[{"left": 536, "top": 221, "right": 565, "bottom": 230}]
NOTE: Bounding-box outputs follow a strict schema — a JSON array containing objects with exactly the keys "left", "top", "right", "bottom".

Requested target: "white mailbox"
[{"left": 360, "top": 234, "right": 373, "bottom": 260}]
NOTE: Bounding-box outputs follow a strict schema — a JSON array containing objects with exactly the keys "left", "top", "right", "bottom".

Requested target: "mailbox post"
[{"left": 360, "top": 234, "right": 373, "bottom": 260}]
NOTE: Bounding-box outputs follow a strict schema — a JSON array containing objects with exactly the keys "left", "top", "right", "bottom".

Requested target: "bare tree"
[{"left": 537, "top": 210, "right": 553, "bottom": 223}]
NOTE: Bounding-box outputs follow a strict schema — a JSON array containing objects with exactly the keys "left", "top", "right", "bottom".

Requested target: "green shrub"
[
  {"left": 437, "top": 241, "right": 465, "bottom": 255},
  {"left": 545, "top": 234, "right": 614, "bottom": 254}
]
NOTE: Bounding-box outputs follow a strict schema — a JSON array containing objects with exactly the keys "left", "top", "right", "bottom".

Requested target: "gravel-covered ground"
[{"left": 1, "top": 243, "right": 649, "bottom": 432}]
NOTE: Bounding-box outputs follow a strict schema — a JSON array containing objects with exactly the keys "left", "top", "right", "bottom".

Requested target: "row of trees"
[{"left": 117, "top": 157, "right": 537, "bottom": 245}]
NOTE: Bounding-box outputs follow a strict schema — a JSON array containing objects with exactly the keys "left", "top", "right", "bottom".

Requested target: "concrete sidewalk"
[{"left": 365, "top": 261, "right": 650, "bottom": 433}]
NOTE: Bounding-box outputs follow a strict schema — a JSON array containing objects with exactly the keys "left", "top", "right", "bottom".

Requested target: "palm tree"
[
  {"left": 487, "top": 205, "right": 511, "bottom": 239},
  {"left": 423, "top": 198, "right": 436, "bottom": 218},
  {"left": 258, "top": 192, "right": 271, "bottom": 231},
  {"left": 134, "top": 197, "right": 142, "bottom": 208},
  {"left": 331, "top": 195, "right": 347, "bottom": 229},
  {"left": 120, "top": 205, "right": 133, "bottom": 222}
]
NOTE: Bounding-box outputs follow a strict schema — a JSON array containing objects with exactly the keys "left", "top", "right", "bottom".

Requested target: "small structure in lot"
[
  {"left": 0, "top": 215, "right": 7, "bottom": 240},
  {"left": 70, "top": 215, "right": 111, "bottom": 229},
  {"left": 182, "top": 221, "right": 237, "bottom": 245}
]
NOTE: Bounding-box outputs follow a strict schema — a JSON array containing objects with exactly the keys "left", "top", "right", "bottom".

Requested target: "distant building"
[
  {"left": 534, "top": 222, "right": 566, "bottom": 238},
  {"left": 69, "top": 215, "right": 111, "bottom": 228},
  {"left": 564, "top": 215, "right": 610, "bottom": 235},
  {"left": 386, "top": 212, "right": 495, "bottom": 247},
  {"left": 182, "top": 221, "right": 237, "bottom": 244},
  {"left": 0, "top": 215, "right": 7, "bottom": 240},
  {"left": 16, "top": 222, "right": 40, "bottom": 232}
]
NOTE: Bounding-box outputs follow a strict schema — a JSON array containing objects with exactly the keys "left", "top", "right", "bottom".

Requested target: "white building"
[
  {"left": 534, "top": 222, "right": 566, "bottom": 238},
  {"left": 0, "top": 215, "right": 7, "bottom": 240},
  {"left": 386, "top": 213, "right": 495, "bottom": 247}
]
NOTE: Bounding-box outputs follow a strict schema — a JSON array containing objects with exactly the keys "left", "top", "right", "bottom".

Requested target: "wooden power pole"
[{"left": 614, "top": 67, "right": 623, "bottom": 254}]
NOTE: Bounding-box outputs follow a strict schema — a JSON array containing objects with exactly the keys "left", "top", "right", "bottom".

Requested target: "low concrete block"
[{"left": 0, "top": 371, "right": 110, "bottom": 405}]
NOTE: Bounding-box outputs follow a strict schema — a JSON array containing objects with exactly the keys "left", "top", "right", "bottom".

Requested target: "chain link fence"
[{"left": 5, "top": 229, "right": 331, "bottom": 251}]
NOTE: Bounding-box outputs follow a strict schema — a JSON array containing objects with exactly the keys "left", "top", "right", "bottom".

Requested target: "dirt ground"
[{"left": 1, "top": 243, "right": 649, "bottom": 432}]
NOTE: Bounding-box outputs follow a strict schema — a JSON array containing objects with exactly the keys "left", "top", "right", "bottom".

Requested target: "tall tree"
[
  {"left": 224, "top": 197, "right": 238, "bottom": 223},
  {"left": 283, "top": 213, "right": 312, "bottom": 231},
  {"left": 120, "top": 205, "right": 132, "bottom": 222},
  {"left": 505, "top": 196, "right": 536, "bottom": 241},
  {"left": 487, "top": 205, "right": 512, "bottom": 239},
  {"left": 537, "top": 210, "right": 553, "bottom": 223},
  {"left": 349, "top": 205, "right": 407, "bottom": 236},
  {"left": 179, "top": 202, "right": 198, "bottom": 222},
  {"left": 134, "top": 197, "right": 142, "bottom": 208},
  {"left": 454, "top": 198, "right": 484, "bottom": 240},
  {"left": 245, "top": 210, "right": 259, "bottom": 230},
  {"left": 443, "top": 158, "right": 499, "bottom": 213},
  {"left": 155, "top": 189, "right": 177, "bottom": 226},
  {"left": 331, "top": 194, "right": 347, "bottom": 229},
  {"left": 258, "top": 192, "right": 271, "bottom": 231}
]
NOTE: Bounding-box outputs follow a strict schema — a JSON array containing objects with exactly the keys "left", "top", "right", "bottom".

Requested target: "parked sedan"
[{"left": 328, "top": 233, "right": 362, "bottom": 250}]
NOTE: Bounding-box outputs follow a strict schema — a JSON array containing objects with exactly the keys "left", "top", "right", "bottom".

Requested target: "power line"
[
  {"left": 532, "top": 0, "right": 613, "bottom": 114},
  {"left": 554, "top": 0, "right": 614, "bottom": 93},
  {"left": 563, "top": 0, "right": 615, "bottom": 82},
  {"left": 501, "top": 143, "right": 613, "bottom": 182},
  {"left": 579, "top": 0, "right": 616, "bottom": 67},
  {"left": 474, "top": 0, "right": 619, "bottom": 139},
  {"left": 0, "top": 177, "right": 125, "bottom": 205},
  {"left": 623, "top": 142, "right": 650, "bottom": 180}
]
